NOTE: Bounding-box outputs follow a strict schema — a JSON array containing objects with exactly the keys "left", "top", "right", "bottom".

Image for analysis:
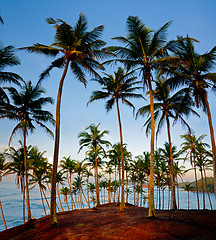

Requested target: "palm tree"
[
  {"left": 60, "top": 187, "right": 70, "bottom": 211},
  {"left": 60, "top": 156, "right": 76, "bottom": 210},
  {"left": 181, "top": 133, "right": 209, "bottom": 209},
  {"left": 78, "top": 123, "right": 111, "bottom": 207},
  {"left": 167, "top": 37, "right": 216, "bottom": 198},
  {"left": 137, "top": 78, "right": 198, "bottom": 210},
  {"left": 183, "top": 183, "right": 195, "bottom": 210},
  {"left": 89, "top": 67, "right": 142, "bottom": 211},
  {"left": 5, "top": 141, "right": 31, "bottom": 223},
  {"left": 0, "top": 42, "right": 22, "bottom": 107},
  {"left": 20, "top": 14, "right": 109, "bottom": 226},
  {"left": 0, "top": 42, "right": 21, "bottom": 85},
  {"left": 1, "top": 81, "right": 54, "bottom": 221},
  {"left": 108, "top": 16, "right": 183, "bottom": 216}
]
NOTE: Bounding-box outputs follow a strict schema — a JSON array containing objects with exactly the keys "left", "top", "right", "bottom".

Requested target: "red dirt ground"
[{"left": 1, "top": 203, "right": 216, "bottom": 240}]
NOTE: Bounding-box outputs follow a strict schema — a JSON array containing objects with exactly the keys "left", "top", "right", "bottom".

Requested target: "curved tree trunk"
[
  {"left": 50, "top": 59, "right": 69, "bottom": 227},
  {"left": 23, "top": 130, "right": 31, "bottom": 221},
  {"left": 0, "top": 200, "right": 7, "bottom": 230},
  {"left": 57, "top": 183, "right": 64, "bottom": 211},
  {"left": 39, "top": 186, "right": 47, "bottom": 215},
  {"left": 165, "top": 113, "right": 177, "bottom": 210},
  {"left": 116, "top": 98, "right": 125, "bottom": 212},
  {"left": 147, "top": 75, "right": 156, "bottom": 217},
  {"left": 203, "top": 167, "right": 213, "bottom": 210},
  {"left": 204, "top": 95, "right": 216, "bottom": 199}
]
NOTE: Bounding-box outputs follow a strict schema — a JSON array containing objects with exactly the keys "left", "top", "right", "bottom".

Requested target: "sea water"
[{"left": 0, "top": 177, "right": 215, "bottom": 231}]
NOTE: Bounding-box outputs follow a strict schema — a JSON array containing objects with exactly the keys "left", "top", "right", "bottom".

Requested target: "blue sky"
[{"left": 1, "top": 0, "right": 216, "bottom": 179}]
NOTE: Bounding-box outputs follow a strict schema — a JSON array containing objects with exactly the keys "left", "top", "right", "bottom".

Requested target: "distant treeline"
[{"left": 179, "top": 177, "right": 214, "bottom": 193}]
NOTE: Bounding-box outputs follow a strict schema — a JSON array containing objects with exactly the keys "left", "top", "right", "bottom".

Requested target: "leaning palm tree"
[
  {"left": 0, "top": 80, "right": 54, "bottom": 221},
  {"left": 88, "top": 67, "right": 142, "bottom": 211},
  {"left": 78, "top": 123, "right": 111, "bottom": 207},
  {"left": 20, "top": 14, "right": 109, "bottom": 226},
  {"left": 107, "top": 16, "right": 183, "bottom": 216},
  {"left": 166, "top": 37, "right": 216, "bottom": 198},
  {"left": 137, "top": 78, "right": 198, "bottom": 209}
]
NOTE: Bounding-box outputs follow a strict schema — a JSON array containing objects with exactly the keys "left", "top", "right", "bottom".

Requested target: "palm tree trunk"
[
  {"left": 116, "top": 98, "right": 125, "bottom": 211},
  {"left": 188, "top": 191, "right": 189, "bottom": 210},
  {"left": 117, "top": 160, "right": 121, "bottom": 205},
  {"left": 65, "top": 196, "right": 70, "bottom": 211},
  {"left": 0, "top": 200, "right": 7, "bottom": 230},
  {"left": 94, "top": 149, "right": 100, "bottom": 207},
  {"left": 203, "top": 167, "right": 213, "bottom": 210},
  {"left": 57, "top": 183, "right": 64, "bottom": 211},
  {"left": 50, "top": 59, "right": 70, "bottom": 227},
  {"left": 81, "top": 186, "right": 90, "bottom": 208},
  {"left": 193, "top": 151, "right": 200, "bottom": 210},
  {"left": 204, "top": 95, "right": 216, "bottom": 199},
  {"left": 39, "top": 186, "right": 47, "bottom": 215},
  {"left": 23, "top": 130, "right": 31, "bottom": 221},
  {"left": 165, "top": 112, "right": 177, "bottom": 210},
  {"left": 22, "top": 178, "right": 25, "bottom": 224},
  {"left": 69, "top": 174, "right": 74, "bottom": 210},
  {"left": 114, "top": 166, "right": 117, "bottom": 203},
  {"left": 200, "top": 168, "right": 205, "bottom": 209},
  {"left": 42, "top": 188, "right": 51, "bottom": 211},
  {"left": 147, "top": 75, "right": 156, "bottom": 217}
]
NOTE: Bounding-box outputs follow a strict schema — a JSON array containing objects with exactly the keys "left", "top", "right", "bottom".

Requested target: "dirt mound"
[{"left": 1, "top": 203, "right": 216, "bottom": 239}]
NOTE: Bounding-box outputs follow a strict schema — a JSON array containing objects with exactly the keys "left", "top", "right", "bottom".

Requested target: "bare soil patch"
[{"left": 1, "top": 203, "right": 216, "bottom": 240}]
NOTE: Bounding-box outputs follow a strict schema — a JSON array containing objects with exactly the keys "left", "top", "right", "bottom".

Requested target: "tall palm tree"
[
  {"left": 5, "top": 141, "right": 31, "bottom": 223},
  {"left": 89, "top": 67, "right": 142, "bottom": 211},
  {"left": 1, "top": 81, "right": 54, "bottom": 221},
  {"left": 60, "top": 156, "right": 76, "bottom": 210},
  {"left": 108, "top": 16, "right": 183, "bottom": 216},
  {"left": 167, "top": 37, "right": 216, "bottom": 198},
  {"left": 137, "top": 78, "right": 198, "bottom": 209},
  {"left": 20, "top": 14, "right": 108, "bottom": 226},
  {"left": 78, "top": 123, "right": 111, "bottom": 207},
  {"left": 181, "top": 133, "right": 209, "bottom": 209},
  {"left": 60, "top": 186, "right": 70, "bottom": 211}
]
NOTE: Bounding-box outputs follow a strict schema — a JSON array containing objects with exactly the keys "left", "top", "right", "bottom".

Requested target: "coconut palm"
[
  {"left": 108, "top": 16, "right": 184, "bottom": 216},
  {"left": 167, "top": 37, "right": 216, "bottom": 198},
  {"left": 60, "top": 186, "right": 70, "bottom": 211},
  {"left": 20, "top": 14, "right": 109, "bottom": 226},
  {"left": 60, "top": 156, "right": 76, "bottom": 210},
  {"left": 0, "top": 42, "right": 21, "bottom": 85},
  {"left": 5, "top": 142, "right": 31, "bottom": 223},
  {"left": 0, "top": 81, "right": 54, "bottom": 221},
  {"left": 181, "top": 133, "right": 209, "bottom": 209},
  {"left": 78, "top": 123, "right": 111, "bottom": 207},
  {"left": 89, "top": 67, "right": 142, "bottom": 211},
  {"left": 137, "top": 78, "right": 198, "bottom": 210},
  {"left": 183, "top": 183, "right": 195, "bottom": 210}
]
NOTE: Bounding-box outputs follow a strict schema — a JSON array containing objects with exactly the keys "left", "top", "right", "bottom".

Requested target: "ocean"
[{"left": 0, "top": 176, "right": 215, "bottom": 231}]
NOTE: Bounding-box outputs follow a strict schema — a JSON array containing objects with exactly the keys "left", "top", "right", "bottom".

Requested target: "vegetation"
[{"left": 0, "top": 12, "right": 216, "bottom": 231}]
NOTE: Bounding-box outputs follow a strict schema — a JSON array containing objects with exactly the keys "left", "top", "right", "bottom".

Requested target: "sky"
[{"left": 1, "top": 0, "right": 216, "bottom": 181}]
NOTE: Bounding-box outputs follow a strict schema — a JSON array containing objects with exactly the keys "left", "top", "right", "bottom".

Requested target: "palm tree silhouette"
[
  {"left": 108, "top": 16, "right": 183, "bottom": 216},
  {"left": 21, "top": 14, "right": 108, "bottom": 226},
  {"left": 89, "top": 67, "right": 142, "bottom": 211}
]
